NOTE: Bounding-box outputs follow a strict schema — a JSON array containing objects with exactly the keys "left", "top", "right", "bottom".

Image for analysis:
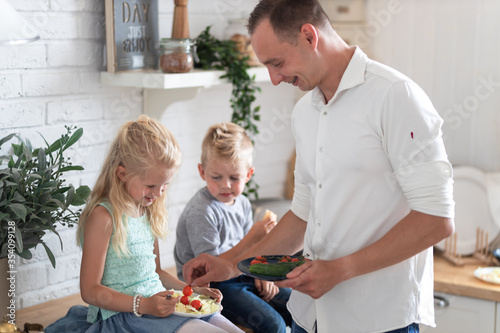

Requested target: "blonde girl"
[{"left": 76, "top": 116, "right": 243, "bottom": 333}]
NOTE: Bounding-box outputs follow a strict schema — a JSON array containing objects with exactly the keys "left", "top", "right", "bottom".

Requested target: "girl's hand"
[
  {"left": 254, "top": 279, "right": 279, "bottom": 302},
  {"left": 140, "top": 291, "right": 180, "bottom": 317},
  {"left": 193, "top": 286, "right": 223, "bottom": 303}
]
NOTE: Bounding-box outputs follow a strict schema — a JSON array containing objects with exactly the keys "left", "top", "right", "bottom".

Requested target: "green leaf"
[
  {"left": 23, "top": 138, "right": 33, "bottom": 161},
  {"left": 46, "top": 138, "right": 62, "bottom": 155},
  {"left": 12, "top": 143, "right": 23, "bottom": 157},
  {"left": 71, "top": 185, "right": 91, "bottom": 206},
  {"left": 40, "top": 180, "right": 59, "bottom": 189},
  {"left": 38, "top": 147, "right": 46, "bottom": 171},
  {"left": 12, "top": 191, "right": 25, "bottom": 203},
  {"left": 63, "top": 128, "right": 83, "bottom": 151},
  {"left": 0, "top": 133, "right": 16, "bottom": 147},
  {"left": 17, "top": 248, "right": 32, "bottom": 260},
  {"left": 42, "top": 242, "right": 56, "bottom": 268},
  {"left": 14, "top": 223, "right": 24, "bottom": 253},
  {"left": 47, "top": 198, "right": 67, "bottom": 210},
  {"left": 65, "top": 185, "right": 75, "bottom": 207},
  {"left": 59, "top": 165, "right": 84, "bottom": 172},
  {"left": 8, "top": 203, "right": 27, "bottom": 221},
  {"left": 8, "top": 156, "right": 14, "bottom": 169}
]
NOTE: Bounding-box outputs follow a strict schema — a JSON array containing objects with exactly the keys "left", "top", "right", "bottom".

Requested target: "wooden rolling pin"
[{"left": 172, "top": 0, "right": 189, "bottom": 38}]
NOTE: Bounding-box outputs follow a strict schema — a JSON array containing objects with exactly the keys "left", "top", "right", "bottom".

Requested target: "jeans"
[
  {"left": 291, "top": 321, "right": 419, "bottom": 333},
  {"left": 387, "top": 323, "right": 419, "bottom": 333},
  {"left": 211, "top": 275, "right": 292, "bottom": 333}
]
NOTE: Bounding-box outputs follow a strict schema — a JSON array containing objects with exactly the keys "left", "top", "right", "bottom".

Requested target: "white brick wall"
[{"left": 0, "top": 0, "right": 297, "bottom": 309}]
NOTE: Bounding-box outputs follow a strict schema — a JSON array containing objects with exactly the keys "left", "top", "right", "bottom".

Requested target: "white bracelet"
[{"left": 133, "top": 294, "right": 143, "bottom": 317}]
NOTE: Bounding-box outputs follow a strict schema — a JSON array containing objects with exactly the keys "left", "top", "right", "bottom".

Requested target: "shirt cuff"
[{"left": 394, "top": 160, "right": 455, "bottom": 218}]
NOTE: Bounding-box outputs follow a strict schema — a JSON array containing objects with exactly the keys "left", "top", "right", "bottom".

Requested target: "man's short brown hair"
[{"left": 247, "top": 0, "right": 331, "bottom": 43}]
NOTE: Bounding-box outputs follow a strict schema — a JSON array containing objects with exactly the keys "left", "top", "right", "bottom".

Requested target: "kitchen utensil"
[{"left": 172, "top": 0, "right": 189, "bottom": 39}]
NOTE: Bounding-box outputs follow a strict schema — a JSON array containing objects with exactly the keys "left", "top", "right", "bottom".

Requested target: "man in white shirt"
[{"left": 183, "top": 1, "right": 455, "bottom": 332}]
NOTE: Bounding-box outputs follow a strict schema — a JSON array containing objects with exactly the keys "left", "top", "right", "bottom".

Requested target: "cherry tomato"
[
  {"left": 191, "top": 300, "right": 202, "bottom": 311},
  {"left": 255, "top": 256, "right": 266, "bottom": 262},
  {"left": 183, "top": 285, "right": 193, "bottom": 296},
  {"left": 180, "top": 295, "right": 190, "bottom": 306},
  {"left": 250, "top": 259, "right": 263, "bottom": 265}
]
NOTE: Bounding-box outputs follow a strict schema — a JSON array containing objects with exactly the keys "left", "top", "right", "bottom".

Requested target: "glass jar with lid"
[
  {"left": 158, "top": 38, "right": 196, "bottom": 73},
  {"left": 224, "top": 17, "right": 260, "bottom": 66}
]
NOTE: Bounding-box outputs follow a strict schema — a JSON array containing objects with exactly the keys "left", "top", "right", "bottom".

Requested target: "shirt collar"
[{"left": 311, "top": 46, "right": 368, "bottom": 107}]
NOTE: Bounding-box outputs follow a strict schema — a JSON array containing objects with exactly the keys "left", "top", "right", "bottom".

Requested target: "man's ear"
[
  {"left": 198, "top": 163, "right": 207, "bottom": 181},
  {"left": 245, "top": 167, "right": 255, "bottom": 183},
  {"left": 301, "top": 23, "right": 319, "bottom": 49},
  {"left": 116, "top": 166, "right": 127, "bottom": 182}
]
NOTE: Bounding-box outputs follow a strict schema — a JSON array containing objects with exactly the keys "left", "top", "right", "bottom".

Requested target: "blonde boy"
[{"left": 174, "top": 123, "right": 292, "bottom": 333}]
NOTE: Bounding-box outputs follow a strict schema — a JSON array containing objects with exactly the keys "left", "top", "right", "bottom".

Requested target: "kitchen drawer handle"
[{"left": 434, "top": 295, "right": 450, "bottom": 308}]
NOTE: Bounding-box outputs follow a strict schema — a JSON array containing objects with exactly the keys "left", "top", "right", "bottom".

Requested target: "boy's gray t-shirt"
[{"left": 174, "top": 186, "right": 253, "bottom": 280}]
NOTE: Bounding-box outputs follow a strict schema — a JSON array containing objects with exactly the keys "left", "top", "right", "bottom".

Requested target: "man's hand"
[
  {"left": 275, "top": 259, "right": 343, "bottom": 299},
  {"left": 183, "top": 253, "right": 240, "bottom": 287}
]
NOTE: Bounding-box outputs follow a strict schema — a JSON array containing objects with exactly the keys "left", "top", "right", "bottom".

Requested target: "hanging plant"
[{"left": 195, "top": 26, "right": 261, "bottom": 199}]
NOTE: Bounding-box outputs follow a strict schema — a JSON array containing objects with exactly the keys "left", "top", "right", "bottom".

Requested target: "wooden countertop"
[{"left": 434, "top": 253, "right": 500, "bottom": 302}]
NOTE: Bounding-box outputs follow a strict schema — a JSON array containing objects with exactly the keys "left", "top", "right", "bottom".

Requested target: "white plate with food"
[
  {"left": 473, "top": 267, "right": 500, "bottom": 285},
  {"left": 170, "top": 290, "right": 221, "bottom": 318}
]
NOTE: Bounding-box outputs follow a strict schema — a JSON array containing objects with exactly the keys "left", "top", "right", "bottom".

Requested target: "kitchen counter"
[{"left": 434, "top": 252, "right": 500, "bottom": 302}]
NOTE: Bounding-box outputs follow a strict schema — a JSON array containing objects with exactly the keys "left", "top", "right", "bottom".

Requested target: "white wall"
[
  {"left": 0, "top": 0, "right": 296, "bottom": 309},
  {"left": 359, "top": 0, "right": 500, "bottom": 172}
]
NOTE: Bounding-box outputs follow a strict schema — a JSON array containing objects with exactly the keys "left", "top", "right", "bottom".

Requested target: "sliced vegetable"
[{"left": 249, "top": 260, "right": 306, "bottom": 277}]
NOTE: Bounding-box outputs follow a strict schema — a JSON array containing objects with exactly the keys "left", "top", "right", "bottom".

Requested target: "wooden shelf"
[
  {"left": 100, "top": 66, "right": 270, "bottom": 119},
  {"left": 100, "top": 66, "right": 270, "bottom": 90}
]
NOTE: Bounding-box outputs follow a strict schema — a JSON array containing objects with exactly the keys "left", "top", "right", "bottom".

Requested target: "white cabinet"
[
  {"left": 420, "top": 293, "right": 496, "bottom": 333},
  {"left": 497, "top": 302, "right": 500, "bottom": 333}
]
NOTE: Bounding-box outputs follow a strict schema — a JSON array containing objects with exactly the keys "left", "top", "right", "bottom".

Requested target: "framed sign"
[{"left": 105, "top": 0, "right": 159, "bottom": 72}]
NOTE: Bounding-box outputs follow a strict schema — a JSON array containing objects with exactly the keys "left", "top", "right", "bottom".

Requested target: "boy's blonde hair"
[
  {"left": 201, "top": 123, "right": 253, "bottom": 168},
  {"left": 77, "top": 115, "right": 181, "bottom": 256}
]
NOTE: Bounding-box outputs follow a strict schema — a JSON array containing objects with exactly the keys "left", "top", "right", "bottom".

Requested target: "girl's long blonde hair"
[{"left": 77, "top": 115, "right": 181, "bottom": 256}]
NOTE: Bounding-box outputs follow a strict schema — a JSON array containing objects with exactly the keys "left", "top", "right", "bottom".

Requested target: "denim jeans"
[
  {"left": 291, "top": 321, "right": 419, "bottom": 333},
  {"left": 386, "top": 323, "right": 419, "bottom": 333},
  {"left": 211, "top": 275, "right": 292, "bottom": 333}
]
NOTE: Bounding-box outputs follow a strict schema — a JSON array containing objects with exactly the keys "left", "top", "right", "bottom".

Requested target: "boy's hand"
[
  {"left": 251, "top": 210, "right": 277, "bottom": 238},
  {"left": 254, "top": 279, "right": 279, "bottom": 302},
  {"left": 193, "top": 286, "right": 223, "bottom": 303}
]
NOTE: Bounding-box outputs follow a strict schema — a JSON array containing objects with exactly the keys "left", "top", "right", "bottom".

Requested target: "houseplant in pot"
[{"left": 0, "top": 126, "right": 90, "bottom": 327}]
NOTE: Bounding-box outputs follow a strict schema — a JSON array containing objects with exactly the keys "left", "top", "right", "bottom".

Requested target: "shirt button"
[
  {"left": 319, "top": 147, "right": 324, "bottom": 152},
  {"left": 323, "top": 111, "right": 327, "bottom": 116},
  {"left": 317, "top": 220, "right": 321, "bottom": 227},
  {"left": 318, "top": 183, "right": 322, "bottom": 189}
]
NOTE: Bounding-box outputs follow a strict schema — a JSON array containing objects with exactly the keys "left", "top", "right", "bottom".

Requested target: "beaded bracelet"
[{"left": 133, "top": 294, "right": 143, "bottom": 317}]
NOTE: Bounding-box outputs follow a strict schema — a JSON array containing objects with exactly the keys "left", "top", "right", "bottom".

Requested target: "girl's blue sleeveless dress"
[{"left": 45, "top": 202, "right": 213, "bottom": 333}]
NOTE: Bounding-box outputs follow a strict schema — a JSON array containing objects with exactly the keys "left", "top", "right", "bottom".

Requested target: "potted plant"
[{"left": 0, "top": 126, "right": 90, "bottom": 268}]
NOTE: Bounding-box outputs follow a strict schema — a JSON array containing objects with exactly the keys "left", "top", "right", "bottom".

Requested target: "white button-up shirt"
[{"left": 288, "top": 47, "right": 454, "bottom": 333}]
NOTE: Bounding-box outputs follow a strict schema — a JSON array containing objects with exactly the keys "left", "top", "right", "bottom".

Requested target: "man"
[{"left": 183, "top": 1, "right": 455, "bottom": 332}]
